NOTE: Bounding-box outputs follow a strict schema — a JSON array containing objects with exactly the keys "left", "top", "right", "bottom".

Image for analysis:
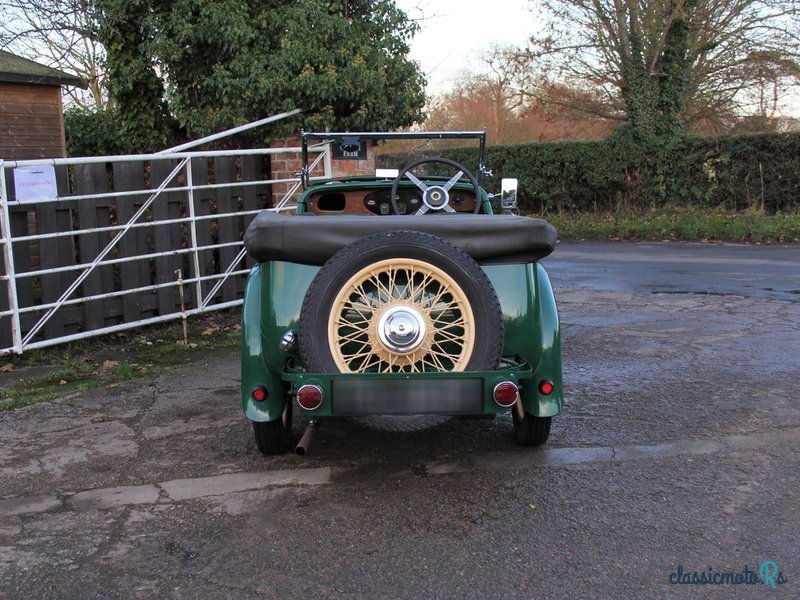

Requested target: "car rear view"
[{"left": 240, "top": 131, "right": 562, "bottom": 454}]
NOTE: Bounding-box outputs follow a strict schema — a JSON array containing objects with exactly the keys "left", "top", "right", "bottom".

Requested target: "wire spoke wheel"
[
  {"left": 328, "top": 258, "right": 475, "bottom": 373},
  {"left": 300, "top": 230, "right": 504, "bottom": 402}
]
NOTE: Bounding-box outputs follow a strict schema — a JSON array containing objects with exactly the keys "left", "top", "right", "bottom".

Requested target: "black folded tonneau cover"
[{"left": 244, "top": 212, "right": 557, "bottom": 266}]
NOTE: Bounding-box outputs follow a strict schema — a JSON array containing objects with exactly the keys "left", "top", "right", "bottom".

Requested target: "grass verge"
[
  {"left": 545, "top": 206, "right": 800, "bottom": 243},
  {"left": 0, "top": 314, "right": 240, "bottom": 411}
]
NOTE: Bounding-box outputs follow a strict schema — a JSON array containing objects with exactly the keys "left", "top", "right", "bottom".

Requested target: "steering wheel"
[{"left": 390, "top": 157, "right": 483, "bottom": 215}]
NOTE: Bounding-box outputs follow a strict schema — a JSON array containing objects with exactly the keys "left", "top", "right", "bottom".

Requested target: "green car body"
[
  {"left": 240, "top": 131, "right": 563, "bottom": 454},
  {"left": 242, "top": 258, "right": 562, "bottom": 421}
]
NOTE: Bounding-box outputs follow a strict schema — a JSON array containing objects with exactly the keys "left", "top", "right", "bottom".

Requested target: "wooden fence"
[{"left": 0, "top": 155, "right": 272, "bottom": 351}]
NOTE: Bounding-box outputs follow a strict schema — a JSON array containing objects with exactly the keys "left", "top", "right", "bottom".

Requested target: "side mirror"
[{"left": 500, "top": 178, "right": 518, "bottom": 215}]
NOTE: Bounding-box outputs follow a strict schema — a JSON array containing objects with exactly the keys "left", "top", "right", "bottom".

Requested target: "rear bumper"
[{"left": 280, "top": 359, "right": 559, "bottom": 417}]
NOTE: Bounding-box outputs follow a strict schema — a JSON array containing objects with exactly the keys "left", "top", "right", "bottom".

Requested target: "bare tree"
[
  {"left": 424, "top": 47, "right": 612, "bottom": 143},
  {"left": 522, "top": 0, "right": 800, "bottom": 134},
  {"left": 423, "top": 47, "right": 532, "bottom": 142},
  {"left": 0, "top": 0, "right": 107, "bottom": 109}
]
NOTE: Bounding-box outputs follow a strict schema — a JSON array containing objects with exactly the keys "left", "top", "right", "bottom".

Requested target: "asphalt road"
[
  {"left": 546, "top": 240, "right": 800, "bottom": 302},
  {"left": 1, "top": 242, "right": 798, "bottom": 599}
]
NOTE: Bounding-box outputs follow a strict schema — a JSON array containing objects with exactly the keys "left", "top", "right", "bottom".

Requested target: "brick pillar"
[
  {"left": 269, "top": 136, "right": 376, "bottom": 206},
  {"left": 329, "top": 142, "right": 375, "bottom": 178}
]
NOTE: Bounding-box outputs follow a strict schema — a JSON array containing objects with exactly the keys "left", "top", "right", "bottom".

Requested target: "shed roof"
[{"left": 0, "top": 50, "right": 87, "bottom": 88}]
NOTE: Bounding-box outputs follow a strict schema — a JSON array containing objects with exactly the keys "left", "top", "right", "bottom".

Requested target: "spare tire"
[{"left": 299, "top": 230, "right": 504, "bottom": 374}]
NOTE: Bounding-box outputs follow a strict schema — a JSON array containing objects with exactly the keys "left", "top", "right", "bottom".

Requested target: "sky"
[
  {"left": 395, "top": 1, "right": 800, "bottom": 117},
  {"left": 394, "top": 0, "right": 537, "bottom": 95}
]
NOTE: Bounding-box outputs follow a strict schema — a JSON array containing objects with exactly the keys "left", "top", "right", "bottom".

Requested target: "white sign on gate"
[{"left": 14, "top": 165, "right": 58, "bottom": 203}]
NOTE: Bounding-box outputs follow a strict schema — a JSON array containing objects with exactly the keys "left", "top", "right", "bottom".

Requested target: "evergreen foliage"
[
  {"left": 443, "top": 132, "right": 800, "bottom": 214},
  {"left": 88, "top": 0, "right": 425, "bottom": 151}
]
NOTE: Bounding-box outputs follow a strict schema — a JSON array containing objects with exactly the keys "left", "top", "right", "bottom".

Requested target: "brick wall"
[{"left": 269, "top": 136, "right": 376, "bottom": 205}]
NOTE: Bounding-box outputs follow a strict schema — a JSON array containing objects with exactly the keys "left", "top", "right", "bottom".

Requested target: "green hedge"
[
  {"left": 64, "top": 108, "right": 132, "bottom": 157},
  {"left": 65, "top": 108, "right": 187, "bottom": 156},
  {"left": 442, "top": 132, "right": 800, "bottom": 214},
  {"left": 67, "top": 112, "right": 800, "bottom": 214}
]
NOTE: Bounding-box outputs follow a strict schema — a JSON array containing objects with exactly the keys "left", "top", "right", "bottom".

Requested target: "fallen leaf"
[
  {"left": 59, "top": 379, "right": 67, "bottom": 385},
  {"left": 0, "top": 364, "right": 13, "bottom": 373},
  {"left": 188, "top": 343, "right": 198, "bottom": 349},
  {"left": 529, "top": 503, "right": 538, "bottom": 511},
  {"left": 90, "top": 413, "right": 108, "bottom": 423},
  {"left": 101, "top": 360, "right": 119, "bottom": 370},
  {"left": 201, "top": 324, "right": 221, "bottom": 336}
]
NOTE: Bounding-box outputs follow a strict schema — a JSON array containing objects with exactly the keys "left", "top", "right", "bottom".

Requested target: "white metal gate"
[{"left": 0, "top": 111, "right": 331, "bottom": 354}]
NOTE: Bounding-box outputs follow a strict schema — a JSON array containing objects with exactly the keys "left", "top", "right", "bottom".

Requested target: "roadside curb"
[{"left": 0, "top": 467, "right": 332, "bottom": 517}]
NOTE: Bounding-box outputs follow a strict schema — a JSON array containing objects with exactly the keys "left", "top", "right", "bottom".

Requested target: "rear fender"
[
  {"left": 486, "top": 263, "right": 562, "bottom": 417},
  {"left": 525, "top": 263, "right": 562, "bottom": 416},
  {"left": 240, "top": 262, "right": 318, "bottom": 421}
]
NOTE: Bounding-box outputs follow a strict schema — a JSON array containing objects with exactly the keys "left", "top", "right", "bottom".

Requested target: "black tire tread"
[
  {"left": 253, "top": 419, "right": 290, "bottom": 455},
  {"left": 512, "top": 410, "right": 551, "bottom": 446}
]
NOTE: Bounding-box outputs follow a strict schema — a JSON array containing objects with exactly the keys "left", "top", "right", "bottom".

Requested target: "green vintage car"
[{"left": 241, "top": 131, "right": 562, "bottom": 455}]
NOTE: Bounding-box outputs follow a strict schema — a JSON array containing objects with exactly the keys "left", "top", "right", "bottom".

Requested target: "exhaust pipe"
[{"left": 295, "top": 419, "right": 320, "bottom": 456}]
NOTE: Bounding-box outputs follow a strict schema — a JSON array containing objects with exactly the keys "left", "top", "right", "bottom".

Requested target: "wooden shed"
[{"left": 0, "top": 50, "right": 86, "bottom": 160}]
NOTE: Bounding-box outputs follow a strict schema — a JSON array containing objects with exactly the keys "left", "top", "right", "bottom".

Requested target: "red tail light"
[
  {"left": 538, "top": 380, "right": 555, "bottom": 395},
  {"left": 297, "top": 384, "right": 323, "bottom": 411},
  {"left": 493, "top": 381, "right": 519, "bottom": 407},
  {"left": 251, "top": 385, "right": 268, "bottom": 402}
]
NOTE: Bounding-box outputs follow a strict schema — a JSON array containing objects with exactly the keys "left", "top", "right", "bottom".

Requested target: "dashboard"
[{"left": 305, "top": 187, "right": 478, "bottom": 215}]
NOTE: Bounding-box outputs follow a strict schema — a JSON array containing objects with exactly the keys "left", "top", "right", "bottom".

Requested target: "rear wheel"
[
  {"left": 512, "top": 409, "right": 551, "bottom": 446},
  {"left": 252, "top": 401, "right": 292, "bottom": 455}
]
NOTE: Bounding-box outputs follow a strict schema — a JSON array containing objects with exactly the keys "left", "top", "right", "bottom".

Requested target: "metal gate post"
[
  {"left": 323, "top": 143, "right": 333, "bottom": 179},
  {"left": 0, "top": 163, "right": 23, "bottom": 353},
  {"left": 185, "top": 159, "right": 203, "bottom": 309}
]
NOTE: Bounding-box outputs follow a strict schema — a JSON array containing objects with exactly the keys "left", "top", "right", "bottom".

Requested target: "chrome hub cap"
[{"left": 377, "top": 306, "right": 426, "bottom": 353}]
